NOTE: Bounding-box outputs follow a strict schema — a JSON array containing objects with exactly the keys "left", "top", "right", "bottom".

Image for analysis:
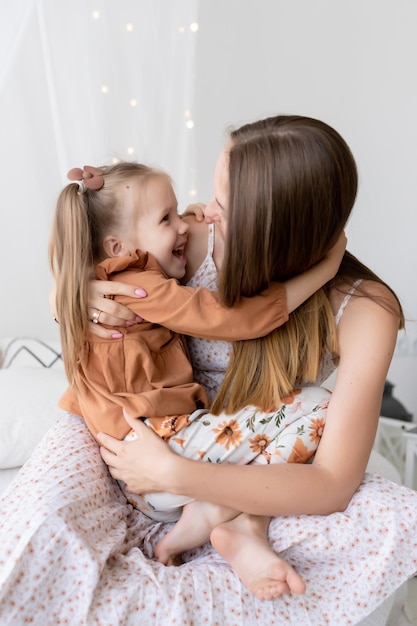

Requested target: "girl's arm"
[
  {"left": 86, "top": 233, "right": 346, "bottom": 340},
  {"left": 285, "top": 232, "right": 346, "bottom": 312},
  {"left": 98, "top": 282, "right": 400, "bottom": 516},
  {"left": 107, "top": 265, "right": 289, "bottom": 341}
]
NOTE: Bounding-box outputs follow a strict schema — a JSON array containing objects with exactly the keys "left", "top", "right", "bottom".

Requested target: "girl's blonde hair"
[
  {"left": 212, "top": 115, "right": 404, "bottom": 414},
  {"left": 49, "top": 162, "right": 169, "bottom": 386}
]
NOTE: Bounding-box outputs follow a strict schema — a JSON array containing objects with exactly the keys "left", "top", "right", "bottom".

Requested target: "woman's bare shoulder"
[{"left": 329, "top": 279, "right": 401, "bottom": 319}]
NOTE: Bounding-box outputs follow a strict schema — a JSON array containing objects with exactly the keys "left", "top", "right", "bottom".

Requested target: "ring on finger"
[{"left": 91, "top": 309, "right": 102, "bottom": 324}]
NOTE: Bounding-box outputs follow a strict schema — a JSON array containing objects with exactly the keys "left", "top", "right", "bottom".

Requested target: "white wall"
[
  {"left": 192, "top": 0, "right": 417, "bottom": 418},
  {"left": 0, "top": 11, "right": 60, "bottom": 342}
]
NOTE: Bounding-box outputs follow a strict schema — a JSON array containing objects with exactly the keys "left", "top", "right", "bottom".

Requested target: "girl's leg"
[
  {"left": 167, "top": 385, "right": 330, "bottom": 467},
  {"left": 210, "top": 514, "right": 306, "bottom": 600},
  {"left": 155, "top": 500, "right": 239, "bottom": 565},
  {"left": 203, "top": 386, "right": 330, "bottom": 598},
  {"left": 129, "top": 402, "right": 296, "bottom": 531},
  {"left": 156, "top": 386, "right": 330, "bottom": 567}
]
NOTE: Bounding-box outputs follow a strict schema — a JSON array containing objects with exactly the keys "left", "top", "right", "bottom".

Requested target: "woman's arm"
[{"left": 98, "top": 282, "right": 400, "bottom": 516}]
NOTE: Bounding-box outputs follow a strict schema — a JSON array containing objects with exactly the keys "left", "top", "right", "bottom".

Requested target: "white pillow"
[{"left": 0, "top": 368, "right": 67, "bottom": 469}]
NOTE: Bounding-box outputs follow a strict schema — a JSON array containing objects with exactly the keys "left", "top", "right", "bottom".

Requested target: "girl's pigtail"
[{"left": 49, "top": 184, "right": 93, "bottom": 386}]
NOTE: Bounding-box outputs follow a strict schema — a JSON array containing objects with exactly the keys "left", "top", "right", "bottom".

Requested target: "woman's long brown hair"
[{"left": 212, "top": 115, "right": 404, "bottom": 414}]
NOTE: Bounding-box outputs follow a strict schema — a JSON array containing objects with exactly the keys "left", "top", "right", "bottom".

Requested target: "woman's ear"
[{"left": 103, "top": 236, "right": 128, "bottom": 258}]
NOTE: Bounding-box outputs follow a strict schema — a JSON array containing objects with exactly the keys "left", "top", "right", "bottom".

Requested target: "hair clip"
[{"left": 67, "top": 166, "right": 105, "bottom": 192}]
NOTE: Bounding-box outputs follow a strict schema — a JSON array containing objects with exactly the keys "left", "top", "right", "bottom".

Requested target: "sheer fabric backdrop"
[{"left": 0, "top": 0, "right": 198, "bottom": 337}]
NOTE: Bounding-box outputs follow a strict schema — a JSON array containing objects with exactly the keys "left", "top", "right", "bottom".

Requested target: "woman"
[
  {"left": 0, "top": 115, "right": 416, "bottom": 625},
  {"left": 93, "top": 117, "right": 414, "bottom": 605}
]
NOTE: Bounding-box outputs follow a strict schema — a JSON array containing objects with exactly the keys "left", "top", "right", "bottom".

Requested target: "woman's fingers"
[
  {"left": 99, "top": 445, "right": 116, "bottom": 465},
  {"left": 123, "top": 409, "right": 146, "bottom": 432},
  {"left": 96, "top": 431, "right": 123, "bottom": 455},
  {"left": 87, "top": 279, "right": 147, "bottom": 336},
  {"left": 88, "top": 305, "right": 137, "bottom": 327},
  {"left": 89, "top": 283, "right": 138, "bottom": 322},
  {"left": 87, "top": 321, "right": 119, "bottom": 338},
  {"left": 90, "top": 278, "right": 146, "bottom": 301}
]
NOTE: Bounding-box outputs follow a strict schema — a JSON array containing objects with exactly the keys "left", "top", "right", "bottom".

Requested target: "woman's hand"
[
  {"left": 88, "top": 280, "right": 147, "bottom": 338},
  {"left": 97, "top": 411, "right": 177, "bottom": 493}
]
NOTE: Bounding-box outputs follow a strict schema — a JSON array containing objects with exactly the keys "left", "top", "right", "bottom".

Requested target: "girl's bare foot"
[
  {"left": 155, "top": 500, "right": 238, "bottom": 565},
  {"left": 210, "top": 514, "right": 306, "bottom": 600}
]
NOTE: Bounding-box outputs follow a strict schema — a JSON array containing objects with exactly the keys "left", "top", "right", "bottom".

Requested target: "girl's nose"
[{"left": 178, "top": 218, "right": 189, "bottom": 234}]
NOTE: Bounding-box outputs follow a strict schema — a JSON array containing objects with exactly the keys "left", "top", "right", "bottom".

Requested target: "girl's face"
[
  {"left": 204, "top": 147, "right": 229, "bottom": 238},
  {"left": 123, "top": 176, "right": 189, "bottom": 280}
]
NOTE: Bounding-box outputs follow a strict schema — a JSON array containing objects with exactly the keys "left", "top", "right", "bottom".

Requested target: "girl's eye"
[{"left": 161, "top": 214, "right": 169, "bottom": 223}]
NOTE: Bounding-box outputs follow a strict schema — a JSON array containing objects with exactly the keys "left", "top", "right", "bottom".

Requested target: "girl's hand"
[
  {"left": 182, "top": 202, "right": 206, "bottom": 222},
  {"left": 88, "top": 280, "right": 147, "bottom": 338},
  {"left": 97, "top": 411, "right": 176, "bottom": 493}
]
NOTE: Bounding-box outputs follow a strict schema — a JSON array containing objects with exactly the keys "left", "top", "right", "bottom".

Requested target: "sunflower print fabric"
[{"left": 123, "top": 386, "right": 330, "bottom": 519}]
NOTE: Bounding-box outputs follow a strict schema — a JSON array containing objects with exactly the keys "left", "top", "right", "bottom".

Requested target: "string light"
[{"left": 90, "top": 11, "right": 198, "bottom": 205}]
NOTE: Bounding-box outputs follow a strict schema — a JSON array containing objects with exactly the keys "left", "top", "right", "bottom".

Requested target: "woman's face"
[{"left": 204, "top": 147, "right": 229, "bottom": 238}]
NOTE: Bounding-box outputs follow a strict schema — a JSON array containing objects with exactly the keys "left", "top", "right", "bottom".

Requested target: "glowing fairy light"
[
  {"left": 126, "top": 23, "right": 134, "bottom": 32},
  {"left": 92, "top": 10, "right": 100, "bottom": 19},
  {"left": 190, "top": 22, "right": 199, "bottom": 32},
  {"left": 127, "top": 147, "right": 135, "bottom": 155},
  {"left": 189, "top": 188, "right": 197, "bottom": 197},
  {"left": 101, "top": 85, "right": 109, "bottom": 94},
  {"left": 184, "top": 109, "right": 192, "bottom": 118},
  {"left": 178, "top": 26, "right": 185, "bottom": 33},
  {"left": 186, "top": 120, "right": 194, "bottom": 129},
  {"left": 130, "top": 99, "right": 137, "bottom": 107}
]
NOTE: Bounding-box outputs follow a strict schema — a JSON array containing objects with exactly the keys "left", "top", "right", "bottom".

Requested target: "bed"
[{"left": 0, "top": 336, "right": 415, "bottom": 625}]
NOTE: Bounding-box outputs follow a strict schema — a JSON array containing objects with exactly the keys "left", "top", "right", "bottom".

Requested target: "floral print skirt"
[{"left": 1, "top": 414, "right": 417, "bottom": 625}]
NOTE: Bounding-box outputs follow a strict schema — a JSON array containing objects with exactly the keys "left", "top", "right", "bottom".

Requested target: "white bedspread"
[{"left": 0, "top": 414, "right": 416, "bottom": 626}]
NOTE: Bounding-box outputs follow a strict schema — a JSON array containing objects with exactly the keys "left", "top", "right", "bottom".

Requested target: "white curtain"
[{"left": 0, "top": 0, "right": 198, "bottom": 338}]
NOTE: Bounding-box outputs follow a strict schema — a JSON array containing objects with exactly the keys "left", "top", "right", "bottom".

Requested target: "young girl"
[{"left": 49, "top": 161, "right": 342, "bottom": 526}]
